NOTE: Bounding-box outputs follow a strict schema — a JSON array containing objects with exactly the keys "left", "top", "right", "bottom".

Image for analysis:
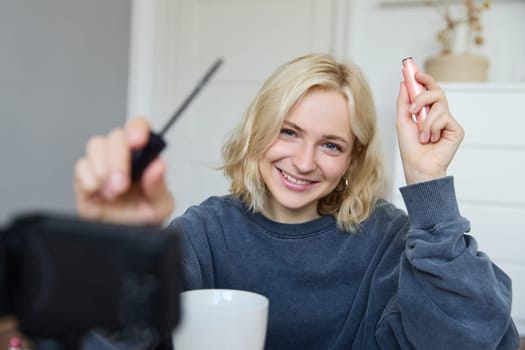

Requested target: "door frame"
[{"left": 126, "top": 0, "right": 358, "bottom": 121}]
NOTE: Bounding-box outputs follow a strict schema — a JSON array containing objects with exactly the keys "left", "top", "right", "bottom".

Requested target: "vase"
[
  {"left": 424, "top": 53, "right": 489, "bottom": 82},
  {"left": 451, "top": 22, "right": 471, "bottom": 55}
]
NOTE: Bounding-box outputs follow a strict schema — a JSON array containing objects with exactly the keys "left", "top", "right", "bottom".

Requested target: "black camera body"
[{"left": 0, "top": 213, "right": 182, "bottom": 348}]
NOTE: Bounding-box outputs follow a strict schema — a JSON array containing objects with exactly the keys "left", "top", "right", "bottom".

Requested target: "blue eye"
[
  {"left": 280, "top": 128, "right": 296, "bottom": 137},
  {"left": 324, "top": 142, "right": 342, "bottom": 152}
]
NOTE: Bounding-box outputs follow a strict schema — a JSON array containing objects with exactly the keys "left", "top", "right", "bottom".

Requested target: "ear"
[
  {"left": 334, "top": 176, "right": 349, "bottom": 193},
  {"left": 342, "top": 176, "right": 349, "bottom": 189}
]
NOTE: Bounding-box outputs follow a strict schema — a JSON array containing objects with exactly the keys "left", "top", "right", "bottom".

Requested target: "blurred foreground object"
[{"left": 0, "top": 213, "right": 183, "bottom": 349}]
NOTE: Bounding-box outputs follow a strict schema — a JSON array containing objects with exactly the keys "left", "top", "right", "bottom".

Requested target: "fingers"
[
  {"left": 396, "top": 81, "right": 410, "bottom": 116},
  {"left": 397, "top": 80, "right": 442, "bottom": 125},
  {"left": 86, "top": 135, "right": 108, "bottom": 190},
  {"left": 142, "top": 158, "right": 175, "bottom": 221},
  {"left": 396, "top": 73, "right": 465, "bottom": 185},
  {"left": 126, "top": 116, "right": 151, "bottom": 150},
  {"left": 75, "top": 130, "right": 129, "bottom": 202},
  {"left": 401, "top": 73, "right": 452, "bottom": 143},
  {"left": 141, "top": 158, "right": 167, "bottom": 195},
  {"left": 418, "top": 102, "right": 464, "bottom": 144},
  {"left": 74, "top": 157, "right": 104, "bottom": 220},
  {"left": 415, "top": 71, "right": 440, "bottom": 91},
  {"left": 397, "top": 77, "right": 459, "bottom": 145},
  {"left": 74, "top": 157, "right": 99, "bottom": 194},
  {"left": 74, "top": 135, "right": 109, "bottom": 208},
  {"left": 407, "top": 73, "right": 448, "bottom": 114},
  {"left": 84, "top": 129, "right": 129, "bottom": 200},
  {"left": 73, "top": 116, "right": 174, "bottom": 224},
  {"left": 419, "top": 105, "right": 447, "bottom": 144},
  {"left": 396, "top": 82, "right": 419, "bottom": 137},
  {"left": 75, "top": 117, "right": 151, "bottom": 199},
  {"left": 105, "top": 128, "right": 131, "bottom": 198},
  {"left": 416, "top": 74, "right": 459, "bottom": 144}
]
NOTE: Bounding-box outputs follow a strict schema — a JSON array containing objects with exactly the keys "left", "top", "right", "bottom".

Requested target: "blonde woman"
[{"left": 74, "top": 54, "right": 519, "bottom": 349}]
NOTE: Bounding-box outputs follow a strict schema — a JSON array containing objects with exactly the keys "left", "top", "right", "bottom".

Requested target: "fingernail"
[
  {"left": 109, "top": 172, "right": 127, "bottom": 193},
  {"left": 101, "top": 185, "right": 114, "bottom": 200},
  {"left": 101, "top": 173, "right": 126, "bottom": 200},
  {"left": 420, "top": 132, "right": 428, "bottom": 143},
  {"left": 409, "top": 103, "right": 417, "bottom": 113},
  {"left": 127, "top": 129, "right": 143, "bottom": 144}
]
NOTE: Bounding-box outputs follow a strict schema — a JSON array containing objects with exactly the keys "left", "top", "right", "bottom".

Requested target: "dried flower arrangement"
[{"left": 426, "top": 0, "right": 491, "bottom": 55}]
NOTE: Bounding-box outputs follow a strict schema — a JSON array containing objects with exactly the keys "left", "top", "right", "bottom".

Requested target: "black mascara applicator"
[{"left": 131, "top": 58, "right": 223, "bottom": 181}]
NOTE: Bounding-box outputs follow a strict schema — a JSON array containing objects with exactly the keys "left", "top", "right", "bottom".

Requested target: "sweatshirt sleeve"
[
  {"left": 169, "top": 204, "right": 216, "bottom": 291},
  {"left": 376, "top": 176, "right": 520, "bottom": 349}
]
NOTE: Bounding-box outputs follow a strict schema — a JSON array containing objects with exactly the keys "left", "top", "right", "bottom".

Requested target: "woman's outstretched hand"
[
  {"left": 396, "top": 72, "right": 464, "bottom": 185},
  {"left": 73, "top": 117, "right": 175, "bottom": 225}
]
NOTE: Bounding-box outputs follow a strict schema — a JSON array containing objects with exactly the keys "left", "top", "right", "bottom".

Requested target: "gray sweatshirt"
[{"left": 172, "top": 177, "right": 519, "bottom": 349}]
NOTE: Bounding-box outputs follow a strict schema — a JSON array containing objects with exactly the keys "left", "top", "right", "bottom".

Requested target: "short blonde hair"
[{"left": 221, "top": 53, "right": 385, "bottom": 232}]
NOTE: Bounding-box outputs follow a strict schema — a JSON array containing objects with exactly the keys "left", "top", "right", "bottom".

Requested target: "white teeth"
[{"left": 280, "top": 170, "right": 312, "bottom": 185}]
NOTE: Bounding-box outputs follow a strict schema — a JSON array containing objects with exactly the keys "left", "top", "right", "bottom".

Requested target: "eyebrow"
[{"left": 282, "top": 121, "right": 351, "bottom": 145}]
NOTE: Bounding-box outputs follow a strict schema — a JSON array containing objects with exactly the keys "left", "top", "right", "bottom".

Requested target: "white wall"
[
  {"left": 346, "top": 0, "right": 525, "bottom": 189},
  {"left": 0, "top": 1, "right": 131, "bottom": 223}
]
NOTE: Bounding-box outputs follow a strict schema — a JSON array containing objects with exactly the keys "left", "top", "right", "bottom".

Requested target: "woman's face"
[{"left": 259, "top": 87, "right": 354, "bottom": 223}]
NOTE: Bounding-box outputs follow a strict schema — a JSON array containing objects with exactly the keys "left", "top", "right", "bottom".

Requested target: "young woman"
[{"left": 74, "top": 54, "right": 519, "bottom": 349}]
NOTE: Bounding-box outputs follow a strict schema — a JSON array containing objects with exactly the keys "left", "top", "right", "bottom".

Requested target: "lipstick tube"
[{"left": 402, "top": 57, "right": 429, "bottom": 132}]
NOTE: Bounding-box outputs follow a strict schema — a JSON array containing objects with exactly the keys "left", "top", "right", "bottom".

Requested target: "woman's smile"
[
  {"left": 278, "top": 168, "right": 318, "bottom": 188},
  {"left": 259, "top": 87, "right": 354, "bottom": 223}
]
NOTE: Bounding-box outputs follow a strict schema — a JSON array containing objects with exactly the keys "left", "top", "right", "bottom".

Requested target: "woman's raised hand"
[
  {"left": 73, "top": 117, "right": 174, "bottom": 224},
  {"left": 396, "top": 72, "right": 464, "bottom": 185}
]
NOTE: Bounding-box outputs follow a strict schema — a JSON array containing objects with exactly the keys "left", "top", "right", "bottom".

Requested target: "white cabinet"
[{"left": 391, "top": 83, "right": 525, "bottom": 335}]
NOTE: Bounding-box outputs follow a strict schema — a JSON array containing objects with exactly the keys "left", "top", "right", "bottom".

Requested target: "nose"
[{"left": 292, "top": 143, "right": 316, "bottom": 173}]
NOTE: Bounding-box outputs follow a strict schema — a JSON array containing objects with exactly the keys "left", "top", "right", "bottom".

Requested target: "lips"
[{"left": 278, "top": 169, "right": 317, "bottom": 186}]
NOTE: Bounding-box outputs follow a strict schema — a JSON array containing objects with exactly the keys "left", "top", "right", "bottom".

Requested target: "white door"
[{"left": 128, "top": 0, "right": 353, "bottom": 218}]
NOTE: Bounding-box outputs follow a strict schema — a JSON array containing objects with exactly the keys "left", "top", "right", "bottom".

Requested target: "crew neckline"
[{"left": 247, "top": 208, "right": 337, "bottom": 239}]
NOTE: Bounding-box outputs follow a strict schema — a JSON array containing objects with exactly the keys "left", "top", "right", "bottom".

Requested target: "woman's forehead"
[{"left": 283, "top": 88, "right": 352, "bottom": 138}]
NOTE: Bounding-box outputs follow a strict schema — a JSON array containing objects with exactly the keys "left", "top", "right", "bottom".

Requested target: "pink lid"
[{"left": 9, "top": 336, "right": 22, "bottom": 347}]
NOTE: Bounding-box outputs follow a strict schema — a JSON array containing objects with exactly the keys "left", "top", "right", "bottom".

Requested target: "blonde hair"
[{"left": 221, "top": 53, "right": 385, "bottom": 232}]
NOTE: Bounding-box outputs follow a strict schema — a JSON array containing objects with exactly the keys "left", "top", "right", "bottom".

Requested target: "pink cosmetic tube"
[{"left": 402, "top": 57, "right": 429, "bottom": 132}]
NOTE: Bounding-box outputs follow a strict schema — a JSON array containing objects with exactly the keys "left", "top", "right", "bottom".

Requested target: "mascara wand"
[{"left": 131, "top": 58, "right": 224, "bottom": 181}]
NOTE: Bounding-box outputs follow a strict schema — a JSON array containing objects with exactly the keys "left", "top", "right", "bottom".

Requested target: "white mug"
[{"left": 173, "top": 289, "right": 269, "bottom": 350}]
